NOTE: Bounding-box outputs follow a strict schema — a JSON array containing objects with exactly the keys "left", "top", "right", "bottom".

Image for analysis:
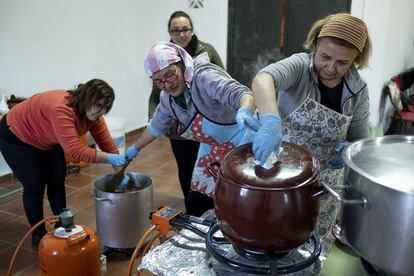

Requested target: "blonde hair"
[{"left": 303, "top": 13, "right": 371, "bottom": 69}]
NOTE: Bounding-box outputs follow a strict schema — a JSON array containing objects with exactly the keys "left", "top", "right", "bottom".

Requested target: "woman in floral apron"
[
  {"left": 126, "top": 42, "right": 255, "bottom": 216},
  {"left": 238, "top": 13, "right": 372, "bottom": 250}
]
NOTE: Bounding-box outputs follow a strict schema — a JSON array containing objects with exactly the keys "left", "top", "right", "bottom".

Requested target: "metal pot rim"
[
  {"left": 94, "top": 172, "right": 153, "bottom": 194},
  {"left": 343, "top": 135, "right": 414, "bottom": 194}
]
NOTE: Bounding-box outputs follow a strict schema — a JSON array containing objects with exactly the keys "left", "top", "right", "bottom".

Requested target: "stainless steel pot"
[
  {"left": 323, "top": 135, "right": 414, "bottom": 275},
  {"left": 92, "top": 172, "right": 153, "bottom": 249}
]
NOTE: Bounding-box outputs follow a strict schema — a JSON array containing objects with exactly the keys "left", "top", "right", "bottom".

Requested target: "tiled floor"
[{"left": 0, "top": 134, "right": 185, "bottom": 275}]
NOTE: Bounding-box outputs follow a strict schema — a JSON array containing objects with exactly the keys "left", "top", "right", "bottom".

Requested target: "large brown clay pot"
[{"left": 210, "top": 142, "right": 324, "bottom": 254}]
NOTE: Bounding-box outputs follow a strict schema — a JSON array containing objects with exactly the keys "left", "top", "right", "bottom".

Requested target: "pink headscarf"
[{"left": 144, "top": 42, "right": 194, "bottom": 87}]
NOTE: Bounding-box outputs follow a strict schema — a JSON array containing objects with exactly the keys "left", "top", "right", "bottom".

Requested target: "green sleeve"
[
  {"left": 208, "top": 47, "right": 225, "bottom": 69},
  {"left": 198, "top": 41, "right": 225, "bottom": 69}
]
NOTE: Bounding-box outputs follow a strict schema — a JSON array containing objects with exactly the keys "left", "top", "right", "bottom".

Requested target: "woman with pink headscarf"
[{"left": 127, "top": 42, "right": 255, "bottom": 216}]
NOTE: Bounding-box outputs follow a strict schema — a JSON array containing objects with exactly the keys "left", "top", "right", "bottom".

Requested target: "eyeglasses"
[
  {"left": 152, "top": 66, "right": 179, "bottom": 88},
  {"left": 169, "top": 28, "right": 192, "bottom": 37}
]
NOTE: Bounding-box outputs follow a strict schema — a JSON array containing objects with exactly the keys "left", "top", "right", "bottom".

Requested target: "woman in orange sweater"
[{"left": 0, "top": 79, "right": 127, "bottom": 247}]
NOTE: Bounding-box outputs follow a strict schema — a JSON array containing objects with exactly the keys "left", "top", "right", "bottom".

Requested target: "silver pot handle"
[
  {"left": 91, "top": 195, "right": 113, "bottom": 205},
  {"left": 321, "top": 182, "right": 367, "bottom": 206}
]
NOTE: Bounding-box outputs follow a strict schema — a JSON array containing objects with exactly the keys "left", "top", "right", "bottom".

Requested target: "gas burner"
[
  {"left": 206, "top": 223, "right": 321, "bottom": 275},
  {"left": 233, "top": 245, "right": 288, "bottom": 261}
]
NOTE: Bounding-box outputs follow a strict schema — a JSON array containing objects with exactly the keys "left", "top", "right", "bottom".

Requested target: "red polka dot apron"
[{"left": 178, "top": 113, "right": 245, "bottom": 197}]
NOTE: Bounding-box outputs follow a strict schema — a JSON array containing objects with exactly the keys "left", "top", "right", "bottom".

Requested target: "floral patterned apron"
[
  {"left": 282, "top": 97, "right": 352, "bottom": 242},
  {"left": 178, "top": 113, "right": 250, "bottom": 197}
]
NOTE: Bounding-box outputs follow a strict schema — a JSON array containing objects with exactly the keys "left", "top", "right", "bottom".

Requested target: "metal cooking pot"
[
  {"left": 92, "top": 172, "right": 153, "bottom": 249},
  {"left": 323, "top": 135, "right": 414, "bottom": 275},
  {"left": 209, "top": 142, "right": 325, "bottom": 254}
]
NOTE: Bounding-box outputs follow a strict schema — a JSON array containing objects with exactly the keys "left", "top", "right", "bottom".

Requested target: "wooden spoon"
[{"left": 109, "top": 159, "right": 131, "bottom": 188}]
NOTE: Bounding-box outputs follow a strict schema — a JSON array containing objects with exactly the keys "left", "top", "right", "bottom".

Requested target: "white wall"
[
  {"left": 0, "top": 0, "right": 228, "bottom": 132},
  {"left": 351, "top": 0, "right": 414, "bottom": 128},
  {"left": 1, "top": 0, "right": 413, "bottom": 131}
]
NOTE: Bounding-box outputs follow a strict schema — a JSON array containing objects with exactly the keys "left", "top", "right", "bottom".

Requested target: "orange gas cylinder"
[{"left": 38, "top": 224, "right": 101, "bottom": 276}]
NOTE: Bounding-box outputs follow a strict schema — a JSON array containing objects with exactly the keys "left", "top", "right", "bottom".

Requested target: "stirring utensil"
[{"left": 109, "top": 159, "right": 131, "bottom": 188}]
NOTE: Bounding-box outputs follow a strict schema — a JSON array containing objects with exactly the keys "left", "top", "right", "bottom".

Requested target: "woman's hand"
[
  {"left": 252, "top": 113, "right": 282, "bottom": 165},
  {"left": 106, "top": 153, "right": 128, "bottom": 167},
  {"left": 328, "top": 141, "right": 351, "bottom": 169},
  {"left": 236, "top": 107, "right": 260, "bottom": 132},
  {"left": 126, "top": 144, "right": 139, "bottom": 161}
]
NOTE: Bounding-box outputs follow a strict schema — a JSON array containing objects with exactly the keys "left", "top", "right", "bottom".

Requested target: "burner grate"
[
  {"left": 206, "top": 222, "right": 321, "bottom": 275},
  {"left": 233, "top": 245, "right": 289, "bottom": 261}
]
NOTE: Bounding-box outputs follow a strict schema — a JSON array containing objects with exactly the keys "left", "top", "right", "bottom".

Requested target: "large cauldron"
[
  {"left": 92, "top": 172, "right": 153, "bottom": 249},
  {"left": 324, "top": 135, "right": 414, "bottom": 275},
  {"left": 210, "top": 142, "right": 324, "bottom": 254}
]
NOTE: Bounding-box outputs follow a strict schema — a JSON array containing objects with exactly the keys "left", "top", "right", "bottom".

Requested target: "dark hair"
[
  {"left": 168, "top": 11, "right": 193, "bottom": 31},
  {"left": 66, "top": 79, "right": 115, "bottom": 117}
]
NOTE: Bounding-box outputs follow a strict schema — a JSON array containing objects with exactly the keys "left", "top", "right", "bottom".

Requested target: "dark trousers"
[
  {"left": 169, "top": 138, "right": 214, "bottom": 216},
  {"left": 0, "top": 115, "right": 67, "bottom": 235}
]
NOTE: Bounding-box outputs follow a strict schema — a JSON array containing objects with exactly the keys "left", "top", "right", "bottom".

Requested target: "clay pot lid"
[{"left": 220, "top": 142, "right": 319, "bottom": 189}]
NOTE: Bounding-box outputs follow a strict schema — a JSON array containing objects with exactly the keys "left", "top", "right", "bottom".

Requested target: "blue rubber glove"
[
  {"left": 107, "top": 153, "right": 127, "bottom": 167},
  {"left": 236, "top": 107, "right": 260, "bottom": 132},
  {"left": 252, "top": 114, "right": 282, "bottom": 165},
  {"left": 126, "top": 145, "right": 139, "bottom": 161},
  {"left": 328, "top": 141, "right": 351, "bottom": 169}
]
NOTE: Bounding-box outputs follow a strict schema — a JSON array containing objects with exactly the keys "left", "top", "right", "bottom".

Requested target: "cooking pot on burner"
[
  {"left": 209, "top": 142, "right": 325, "bottom": 254},
  {"left": 323, "top": 135, "right": 414, "bottom": 275},
  {"left": 92, "top": 172, "right": 153, "bottom": 249}
]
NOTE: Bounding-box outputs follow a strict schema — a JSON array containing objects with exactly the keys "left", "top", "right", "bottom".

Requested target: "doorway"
[{"left": 227, "top": 0, "right": 351, "bottom": 87}]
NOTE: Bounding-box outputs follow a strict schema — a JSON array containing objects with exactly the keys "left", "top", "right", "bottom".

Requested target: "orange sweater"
[{"left": 6, "top": 90, "right": 118, "bottom": 163}]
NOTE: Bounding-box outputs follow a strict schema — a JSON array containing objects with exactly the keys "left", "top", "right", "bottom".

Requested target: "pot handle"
[
  {"left": 321, "top": 182, "right": 367, "bottom": 206},
  {"left": 311, "top": 186, "right": 328, "bottom": 198},
  {"left": 91, "top": 195, "right": 113, "bottom": 205},
  {"left": 207, "top": 161, "right": 221, "bottom": 180}
]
